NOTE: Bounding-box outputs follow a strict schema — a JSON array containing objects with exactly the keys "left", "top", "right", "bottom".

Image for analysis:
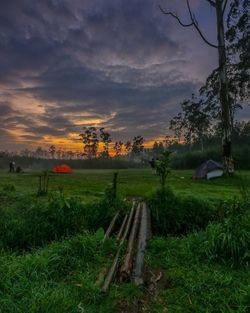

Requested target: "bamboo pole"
[
  {"left": 101, "top": 246, "right": 122, "bottom": 293},
  {"left": 146, "top": 204, "right": 152, "bottom": 240},
  {"left": 101, "top": 202, "right": 136, "bottom": 293},
  {"left": 103, "top": 212, "right": 119, "bottom": 242},
  {"left": 119, "top": 203, "right": 141, "bottom": 282},
  {"left": 134, "top": 202, "right": 148, "bottom": 285},
  {"left": 116, "top": 213, "right": 128, "bottom": 242},
  {"left": 120, "top": 201, "right": 136, "bottom": 244}
]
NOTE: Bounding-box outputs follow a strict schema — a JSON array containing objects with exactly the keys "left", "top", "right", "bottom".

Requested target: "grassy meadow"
[
  {"left": 1, "top": 168, "right": 250, "bottom": 201},
  {"left": 0, "top": 168, "right": 250, "bottom": 312}
]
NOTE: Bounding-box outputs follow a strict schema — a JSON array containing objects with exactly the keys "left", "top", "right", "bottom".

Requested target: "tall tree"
[
  {"left": 49, "top": 145, "right": 56, "bottom": 159},
  {"left": 170, "top": 95, "right": 211, "bottom": 151},
  {"left": 35, "top": 146, "right": 43, "bottom": 159},
  {"left": 99, "top": 128, "right": 112, "bottom": 158},
  {"left": 79, "top": 127, "right": 99, "bottom": 159},
  {"left": 125, "top": 141, "right": 132, "bottom": 154},
  {"left": 226, "top": 0, "right": 250, "bottom": 99},
  {"left": 114, "top": 141, "right": 123, "bottom": 157},
  {"left": 169, "top": 113, "right": 183, "bottom": 144},
  {"left": 152, "top": 141, "right": 165, "bottom": 157},
  {"left": 132, "top": 136, "right": 144, "bottom": 155},
  {"left": 160, "top": 0, "right": 234, "bottom": 174},
  {"left": 56, "top": 149, "right": 62, "bottom": 160}
]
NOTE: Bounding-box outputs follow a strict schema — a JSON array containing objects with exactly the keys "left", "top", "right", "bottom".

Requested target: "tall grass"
[
  {"left": 0, "top": 232, "right": 116, "bottom": 313},
  {"left": 147, "top": 187, "right": 215, "bottom": 236},
  {"left": 204, "top": 199, "right": 250, "bottom": 266},
  {"left": 0, "top": 188, "right": 126, "bottom": 251}
]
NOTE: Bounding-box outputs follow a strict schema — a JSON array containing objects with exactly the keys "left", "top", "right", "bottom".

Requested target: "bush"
[
  {"left": 204, "top": 199, "right": 250, "bottom": 266},
  {"left": 0, "top": 194, "right": 87, "bottom": 250},
  {"left": 0, "top": 183, "right": 17, "bottom": 197},
  {"left": 0, "top": 187, "right": 127, "bottom": 251},
  {"left": 148, "top": 187, "right": 215, "bottom": 236},
  {"left": 171, "top": 149, "right": 222, "bottom": 169},
  {"left": 2, "top": 184, "right": 16, "bottom": 192},
  {"left": 171, "top": 145, "right": 250, "bottom": 170}
]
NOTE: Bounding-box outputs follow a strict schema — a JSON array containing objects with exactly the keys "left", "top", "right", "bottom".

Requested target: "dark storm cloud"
[{"left": 0, "top": 0, "right": 221, "bottom": 149}]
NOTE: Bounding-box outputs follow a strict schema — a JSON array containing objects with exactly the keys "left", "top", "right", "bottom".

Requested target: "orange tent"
[{"left": 52, "top": 164, "right": 72, "bottom": 174}]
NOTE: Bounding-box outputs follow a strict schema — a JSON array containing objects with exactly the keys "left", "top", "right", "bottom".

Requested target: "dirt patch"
[{"left": 116, "top": 269, "right": 171, "bottom": 313}]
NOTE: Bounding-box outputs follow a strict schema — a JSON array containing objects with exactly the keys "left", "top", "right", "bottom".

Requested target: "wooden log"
[
  {"left": 134, "top": 202, "right": 148, "bottom": 285},
  {"left": 101, "top": 246, "right": 122, "bottom": 293},
  {"left": 146, "top": 204, "right": 152, "bottom": 240},
  {"left": 116, "top": 213, "right": 128, "bottom": 242},
  {"left": 120, "top": 201, "right": 136, "bottom": 244},
  {"left": 119, "top": 203, "right": 141, "bottom": 282},
  {"left": 101, "top": 203, "right": 135, "bottom": 293},
  {"left": 103, "top": 212, "right": 119, "bottom": 242}
]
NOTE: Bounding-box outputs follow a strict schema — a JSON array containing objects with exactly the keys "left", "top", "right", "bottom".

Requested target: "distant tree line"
[{"left": 79, "top": 127, "right": 144, "bottom": 159}]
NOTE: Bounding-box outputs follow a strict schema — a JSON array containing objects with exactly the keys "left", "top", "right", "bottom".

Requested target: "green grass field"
[
  {"left": 0, "top": 169, "right": 249, "bottom": 313},
  {"left": 1, "top": 168, "right": 250, "bottom": 201}
]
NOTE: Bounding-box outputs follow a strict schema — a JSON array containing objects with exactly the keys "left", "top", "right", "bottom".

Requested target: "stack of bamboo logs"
[{"left": 101, "top": 201, "right": 152, "bottom": 293}]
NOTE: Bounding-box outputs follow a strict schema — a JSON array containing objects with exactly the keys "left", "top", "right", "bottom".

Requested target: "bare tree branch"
[
  {"left": 205, "top": 0, "right": 216, "bottom": 7},
  {"left": 186, "top": 0, "right": 219, "bottom": 48},
  {"left": 160, "top": 1, "right": 219, "bottom": 48},
  {"left": 159, "top": 5, "right": 193, "bottom": 27}
]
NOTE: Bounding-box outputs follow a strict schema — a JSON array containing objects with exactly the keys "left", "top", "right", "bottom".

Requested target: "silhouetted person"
[
  {"left": 9, "top": 161, "right": 15, "bottom": 173},
  {"left": 149, "top": 158, "right": 156, "bottom": 174}
]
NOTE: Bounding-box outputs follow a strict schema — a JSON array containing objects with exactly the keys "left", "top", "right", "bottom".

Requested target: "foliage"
[
  {"left": 199, "top": 0, "right": 250, "bottom": 125},
  {"left": 0, "top": 170, "right": 250, "bottom": 311},
  {"left": 170, "top": 145, "right": 250, "bottom": 170},
  {"left": 204, "top": 199, "right": 250, "bottom": 266},
  {"left": 152, "top": 141, "right": 164, "bottom": 158},
  {"left": 79, "top": 126, "right": 99, "bottom": 159},
  {"left": 0, "top": 194, "right": 87, "bottom": 250},
  {"left": 100, "top": 127, "right": 112, "bottom": 158},
  {"left": 226, "top": 0, "right": 250, "bottom": 99},
  {"left": 124, "top": 141, "right": 132, "bottom": 154},
  {"left": 170, "top": 95, "right": 212, "bottom": 150},
  {"left": 0, "top": 171, "right": 127, "bottom": 250},
  {"left": 2, "top": 183, "right": 16, "bottom": 192},
  {"left": 155, "top": 150, "right": 172, "bottom": 190},
  {"left": 49, "top": 145, "right": 56, "bottom": 159},
  {"left": 0, "top": 232, "right": 116, "bottom": 313},
  {"left": 83, "top": 174, "right": 126, "bottom": 231},
  {"left": 148, "top": 187, "right": 215, "bottom": 236},
  {"left": 132, "top": 135, "right": 144, "bottom": 155},
  {"left": 114, "top": 141, "right": 123, "bottom": 157}
]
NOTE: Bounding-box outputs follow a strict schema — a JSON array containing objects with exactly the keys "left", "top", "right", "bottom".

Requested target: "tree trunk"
[{"left": 215, "top": 0, "right": 234, "bottom": 175}]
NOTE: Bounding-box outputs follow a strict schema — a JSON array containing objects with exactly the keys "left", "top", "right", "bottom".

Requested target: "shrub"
[
  {"left": 2, "top": 184, "right": 16, "bottom": 192},
  {"left": 148, "top": 187, "right": 214, "bottom": 236},
  {"left": 204, "top": 199, "right": 250, "bottom": 266},
  {"left": 0, "top": 193, "right": 87, "bottom": 250},
  {"left": 171, "top": 145, "right": 250, "bottom": 170},
  {"left": 0, "top": 187, "right": 127, "bottom": 251}
]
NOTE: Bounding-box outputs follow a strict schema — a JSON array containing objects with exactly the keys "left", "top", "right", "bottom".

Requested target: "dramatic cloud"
[{"left": 1, "top": 0, "right": 243, "bottom": 151}]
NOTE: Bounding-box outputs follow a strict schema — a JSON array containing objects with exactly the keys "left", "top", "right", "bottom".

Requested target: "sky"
[{"left": 0, "top": 0, "right": 246, "bottom": 152}]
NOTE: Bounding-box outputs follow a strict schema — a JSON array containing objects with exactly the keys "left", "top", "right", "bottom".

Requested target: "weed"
[
  {"left": 148, "top": 187, "right": 214, "bottom": 235},
  {"left": 204, "top": 199, "right": 250, "bottom": 266}
]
